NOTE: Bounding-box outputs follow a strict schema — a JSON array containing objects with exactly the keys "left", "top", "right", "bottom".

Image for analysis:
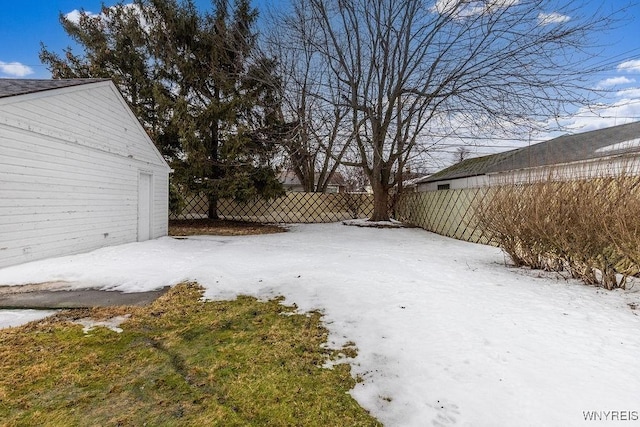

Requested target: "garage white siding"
[{"left": 0, "top": 80, "right": 170, "bottom": 269}]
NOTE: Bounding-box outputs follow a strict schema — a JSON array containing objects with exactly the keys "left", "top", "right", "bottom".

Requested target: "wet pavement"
[{"left": 0, "top": 282, "right": 170, "bottom": 309}]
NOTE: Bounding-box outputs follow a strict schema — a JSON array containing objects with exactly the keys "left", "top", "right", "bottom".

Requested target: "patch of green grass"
[{"left": 0, "top": 283, "right": 380, "bottom": 426}]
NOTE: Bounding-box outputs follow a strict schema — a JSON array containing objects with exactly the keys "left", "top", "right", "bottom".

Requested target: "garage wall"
[{"left": 0, "top": 82, "right": 169, "bottom": 269}]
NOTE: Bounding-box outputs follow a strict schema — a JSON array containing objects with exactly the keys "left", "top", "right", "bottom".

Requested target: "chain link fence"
[
  {"left": 396, "top": 188, "right": 495, "bottom": 244},
  {"left": 170, "top": 192, "right": 375, "bottom": 223},
  {"left": 172, "top": 188, "right": 497, "bottom": 245}
]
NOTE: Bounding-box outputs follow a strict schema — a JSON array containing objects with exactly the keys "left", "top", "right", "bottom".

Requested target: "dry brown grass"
[
  {"left": 476, "top": 174, "right": 640, "bottom": 289},
  {"left": 169, "top": 219, "right": 287, "bottom": 236}
]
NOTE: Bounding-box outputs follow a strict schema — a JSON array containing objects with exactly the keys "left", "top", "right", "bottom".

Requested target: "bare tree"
[
  {"left": 454, "top": 146, "right": 472, "bottom": 164},
  {"left": 265, "top": 2, "right": 353, "bottom": 192},
  {"left": 342, "top": 163, "right": 370, "bottom": 193},
  {"left": 297, "top": 0, "right": 620, "bottom": 221}
]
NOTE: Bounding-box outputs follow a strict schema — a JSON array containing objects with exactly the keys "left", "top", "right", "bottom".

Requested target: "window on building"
[{"left": 437, "top": 183, "right": 450, "bottom": 190}]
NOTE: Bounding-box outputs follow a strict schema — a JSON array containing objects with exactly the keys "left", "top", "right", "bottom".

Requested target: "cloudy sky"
[{"left": 1, "top": 0, "right": 639, "bottom": 166}]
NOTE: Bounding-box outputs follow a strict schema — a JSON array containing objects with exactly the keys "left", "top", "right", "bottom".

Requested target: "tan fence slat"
[
  {"left": 397, "top": 188, "right": 491, "bottom": 244},
  {"left": 171, "top": 192, "right": 375, "bottom": 223},
  {"left": 174, "top": 188, "right": 493, "bottom": 246}
]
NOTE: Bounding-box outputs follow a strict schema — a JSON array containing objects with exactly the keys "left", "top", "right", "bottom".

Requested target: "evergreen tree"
[{"left": 40, "top": 0, "right": 284, "bottom": 218}]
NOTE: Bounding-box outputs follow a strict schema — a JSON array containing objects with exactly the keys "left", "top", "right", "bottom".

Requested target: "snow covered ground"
[
  {"left": 0, "top": 309, "right": 57, "bottom": 329},
  {"left": 1, "top": 223, "right": 639, "bottom": 426}
]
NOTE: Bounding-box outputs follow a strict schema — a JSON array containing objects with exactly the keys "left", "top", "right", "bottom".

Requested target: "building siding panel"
[
  {"left": 0, "top": 81, "right": 169, "bottom": 269},
  {"left": 0, "top": 82, "right": 165, "bottom": 166}
]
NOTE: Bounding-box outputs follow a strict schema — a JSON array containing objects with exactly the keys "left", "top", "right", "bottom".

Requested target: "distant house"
[
  {"left": 279, "top": 170, "right": 347, "bottom": 193},
  {"left": 0, "top": 79, "right": 170, "bottom": 269},
  {"left": 401, "top": 173, "right": 432, "bottom": 192},
  {"left": 416, "top": 121, "right": 640, "bottom": 192}
]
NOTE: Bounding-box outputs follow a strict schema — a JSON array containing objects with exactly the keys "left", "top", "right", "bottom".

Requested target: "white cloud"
[
  {"left": 538, "top": 12, "right": 571, "bottom": 25},
  {"left": 121, "top": 3, "right": 150, "bottom": 33},
  {"left": 431, "top": 0, "right": 475, "bottom": 17},
  {"left": 556, "top": 99, "right": 640, "bottom": 133},
  {"left": 0, "top": 61, "right": 34, "bottom": 77},
  {"left": 431, "top": 0, "right": 519, "bottom": 19},
  {"left": 64, "top": 9, "right": 100, "bottom": 24},
  {"left": 65, "top": 4, "right": 149, "bottom": 33},
  {"left": 561, "top": 60, "right": 640, "bottom": 131},
  {"left": 486, "top": 0, "right": 520, "bottom": 11},
  {"left": 616, "top": 87, "right": 640, "bottom": 98},
  {"left": 618, "top": 60, "right": 640, "bottom": 73},
  {"left": 596, "top": 76, "right": 635, "bottom": 89}
]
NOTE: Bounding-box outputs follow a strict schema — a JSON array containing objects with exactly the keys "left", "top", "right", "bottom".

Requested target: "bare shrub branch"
[{"left": 476, "top": 166, "right": 640, "bottom": 290}]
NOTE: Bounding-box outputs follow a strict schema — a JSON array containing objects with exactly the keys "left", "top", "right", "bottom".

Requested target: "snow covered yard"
[{"left": 1, "top": 223, "right": 639, "bottom": 426}]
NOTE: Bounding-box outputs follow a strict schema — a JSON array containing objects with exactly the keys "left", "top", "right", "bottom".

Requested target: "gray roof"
[
  {"left": 0, "top": 78, "right": 109, "bottom": 99},
  {"left": 422, "top": 121, "right": 640, "bottom": 183}
]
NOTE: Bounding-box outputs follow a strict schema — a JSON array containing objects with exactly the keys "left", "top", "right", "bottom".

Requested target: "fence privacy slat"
[
  {"left": 174, "top": 189, "right": 495, "bottom": 245},
  {"left": 171, "top": 192, "right": 376, "bottom": 223},
  {"left": 173, "top": 180, "right": 640, "bottom": 291},
  {"left": 396, "top": 189, "right": 495, "bottom": 245}
]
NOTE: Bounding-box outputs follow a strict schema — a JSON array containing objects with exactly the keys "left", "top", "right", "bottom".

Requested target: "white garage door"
[{"left": 138, "top": 172, "right": 153, "bottom": 241}]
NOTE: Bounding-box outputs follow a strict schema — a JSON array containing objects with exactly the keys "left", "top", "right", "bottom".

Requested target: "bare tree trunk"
[
  {"left": 369, "top": 135, "right": 392, "bottom": 221},
  {"left": 371, "top": 181, "right": 390, "bottom": 222},
  {"left": 208, "top": 93, "right": 220, "bottom": 220},
  {"left": 207, "top": 193, "right": 219, "bottom": 220}
]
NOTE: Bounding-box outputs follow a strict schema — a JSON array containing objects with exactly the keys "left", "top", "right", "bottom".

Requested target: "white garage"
[{"left": 0, "top": 79, "right": 170, "bottom": 269}]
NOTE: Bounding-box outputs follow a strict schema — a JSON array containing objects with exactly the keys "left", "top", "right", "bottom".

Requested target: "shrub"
[{"left": 476, "top": 172, "right": 640, "bottom": 290}]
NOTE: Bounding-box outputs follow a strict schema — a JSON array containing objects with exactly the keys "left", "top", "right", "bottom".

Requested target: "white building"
[
  {"left": 0, "top": 79, "right": 170, "bottom": 268},
  {"left": 279, "top": 170, "right": 347, "bottom": 193},
  {"left": 416, "top": 121, "right": 640, "bottom": 191}
]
